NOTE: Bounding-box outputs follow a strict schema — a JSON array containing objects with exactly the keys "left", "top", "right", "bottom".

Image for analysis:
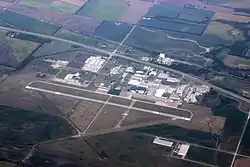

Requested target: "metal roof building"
[
  {"left": 177, "top": 144, "right": 190, "bottom": 156},
  {"left": 153, "top": 137, "right": 173, "bottom": 147}
]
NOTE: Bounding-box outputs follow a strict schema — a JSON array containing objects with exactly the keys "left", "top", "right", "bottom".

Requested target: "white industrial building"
[
  {"left": 157, "top": 53, "right": 174, "bottom": 65},
  {"left": 184, "top": 85, "right": 210, "bottom": 103},
  {"left": 177, "top": 144, "right": 190, "bottom": 157},
  {"left": 81, "top": 56, "right": 106, "bottom": 73},
  {"left": 153, "top": 137, "right": 173, "bottom": 147},
  {"left": 44, "top": 59, "right": 69, "bottom": 69}
]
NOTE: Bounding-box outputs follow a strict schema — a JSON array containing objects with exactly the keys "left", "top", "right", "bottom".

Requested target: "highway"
[{"left": 1, "top": 25, "right": 249, "bottom": 104}]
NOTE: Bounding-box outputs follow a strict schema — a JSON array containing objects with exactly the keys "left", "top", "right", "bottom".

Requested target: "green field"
[
  {"left": 77, "top": 0, "right": 128, "bottom": 21},
  {"left": 0, "top": 10, "right": 59, "bottom": 35},
  {"left": 19, "top": 0, "right": 79, "bottom": 13},
  {"left": 0, "top": 30, "right": 38, "bottom": 62},
  {"left": 49, "top": 1, "right": 78, "bottom": 13},
  {"left": 0, "top": 162, "right": 15, "bottom": 167},
  {"left": 54, "top": 29, "right": 119, "bottom": 52},
  {"left": 204, "top": 22, "right": 244, "bottom": 41}
]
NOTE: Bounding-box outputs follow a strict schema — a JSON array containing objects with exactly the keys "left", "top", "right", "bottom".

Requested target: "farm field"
[
  {"left": 124, "top": 27, "right": 205, "bottom": 55},
  {"left": 54, "top": 29, "right": 119, "bottom": 52},
  {"left": 18, "top": 0, "right": 85, "bottom": 13},
  {"left": 77, "top": 0, "right": 128, "bottom": 21},
  {"left": 9, "top": 4, "right": 101, "bottom": 34},
  {"left": 44, "top": 93, "right": 80, "bottom": 115},
  {"left": 213, "top": 12, "right": 250, "bottom": 23},
  {"left": 69, "top": 100, "right": 104, "bottom": 132},
  {"left": 85, "top": 104, "right": 127, "bottom": 133},
  {"left": 233, "top": 156, "right": 250, "bottom": 167},
  {"left": 0, "top": 162, "right": 15, "bottom": 167},
  {"left": 223, "top": 55, "right": 250, "bottom": 69},
  {"left": 0, "top": 105, "right": 75, "bottom": 149},
  {"left": 94, "top": 20, "right": 132, "bottom": 42},
  {"left": 119, "top": 0, "right": 153, "bottom": 24},
  {"left": 0, "top": 10, "right": 59, "bottom": 35},
  {"left": 186, "top": 146, "right": 234, "bottom": 167},
  {"left": 202, "top": 21, "right": 245, "bottom": 45},
  {"left": 0, "top": 30, "right": 39, "bottom": 68}
]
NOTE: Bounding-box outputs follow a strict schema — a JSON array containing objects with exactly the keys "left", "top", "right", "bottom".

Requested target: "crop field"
[
  {"left": 147, "top": 4, "right": 214, "bottom": 23},
  {"left": 0, "top": 1, "right": 11, "bottom": 7},
  {"left": 158, "top": 0, "right": 200, "bottom": 5},
  {"left": 202, "top": 21, "right": 245, "bottom": 45},
  {"left": 146, "top": 4, "right": 180, "bottom": 18},
  {"left": 89, "top": 131, "right": 211, "bottom": 167},
  {"left": 69, "top": 100, "right": 104, "bottom": 132},
  {"left": 94, "top": 21, "right": 132, "bottom": 42},
  {"left": 223, "top": 55, "right": 250, "bottom": 69},
  {"left": 138, "top": 4, "right": 213, "bottom": 35},
  {"left": 0, "top": 106, "right": 75, "bottom": 149},
  {"left": 77, "top": 0, "right": 128, "bottom": 21},
  {"left": 221, "top": 0, "right": 250, "bottom": 8},
  {"left": 131, "top": 123, "right": 219, "bottom": 149},
  {"left": 138, "top": 18, "right": 206, "bottom": 35},
  {"left": 213, "top": 12, "right": 250, "bottom": 23},
  {"left": 0, "top": 161, "right": 15, "bottom": 167},
  {"left": 32, "top": 41, "right": 80, "bottom": 59},
  {"left": 124, "top": 27, "right": 205, "bottom": 55},
  {"left": 18, "top": 0, "right": 84, "bottom": 13},
  {"left": 234, "top": 156, "right": 250, "bottom": 167},
  {"left": 85, "top": 104, "right": 127, "bottom": 133},
  {"left": 0, "top": 30, "right": 39, "bottom": 68},
  {"left": 9, "top": 4, "right": 101, "bottom": 34},
  {"left": 43, "top": 93, "right": 80, "bottom": 115},
  {"left": 0, "top": 10, "right": 59, "bottom": 35},
  {"left": 186, "top": 146, "right": 234, "bottom": 167},
  {"left": 54, "top": 29, "right": 119, "bottom": 52},
  {"left": 120, "top": 0, "right": 153, "bottom": 24}
]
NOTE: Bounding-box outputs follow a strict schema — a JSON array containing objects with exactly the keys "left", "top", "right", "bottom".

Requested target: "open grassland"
[
  {"left": 0, "top": 10, "right": 59, "bottom": 35},
  {"left": 77, "top": 0, "right": 128, "bottom": 21},
  {"left": 119, "top": 0, "right": 153, "bottom": 24},
  {"left": 9, "top": 4, "right": 101, "bottom": 34},
  {"left": 222, "top": 0, "right": 250, "bottom": 8},
  {"left": 18, "top": 0, "right": 83, "bottom": 13},
  {"left": 48, "top": 1, "right": 79, "bottom": 13},
  {"left": 55, "top": 28, "right": 119, "bottom": 52},
  {"left": 0, "top": 30, "right": 38, "bottom": 67},
  {"left": 223, "top": 55, "right": 250, "bottom": 69},
  {"left": 0, "top": 162, "right": 15, "bottom": 167},
  {"left": 124, "top": 27, "right": 205, "bottom": 54},
  {"left": 203, "top": 22, "right": 245, "bottom": 42},
  {"left": 213, "top": 12, "right": 250, "bottom": 23}
]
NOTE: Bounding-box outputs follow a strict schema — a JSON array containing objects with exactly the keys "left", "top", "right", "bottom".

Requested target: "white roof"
[
  {"left": 158, "top": 72, "right": 168, "bottom": 79},
  {"left": 155, "top": 88, "right": 165, "bottom": 97},
  {"left": 178, "top": 144, "right": 190, "bottom": 156},
  {"left": 128, "top": 79, "right": 140, "bottom": 86},
  {"left": 153, "top": 137, "right": 173, "bottom": 147}
]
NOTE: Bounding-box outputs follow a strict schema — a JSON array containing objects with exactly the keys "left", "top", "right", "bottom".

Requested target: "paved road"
[{"left": 1, "top": 25, "right": 250, "bottom": 104}]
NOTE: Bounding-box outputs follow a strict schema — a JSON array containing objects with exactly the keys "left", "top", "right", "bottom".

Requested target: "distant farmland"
[{"left": 9, "top": 4, "right": 101, "bottom": 34}]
